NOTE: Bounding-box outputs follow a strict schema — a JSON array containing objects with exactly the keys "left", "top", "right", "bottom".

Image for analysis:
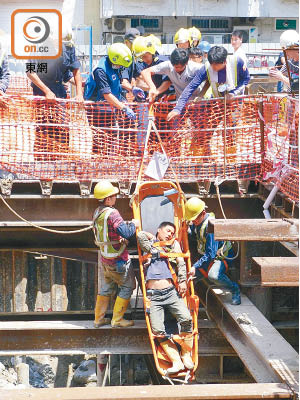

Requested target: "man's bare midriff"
[{"left": 146, "top": 278, "right": 173, "bottom": 290}]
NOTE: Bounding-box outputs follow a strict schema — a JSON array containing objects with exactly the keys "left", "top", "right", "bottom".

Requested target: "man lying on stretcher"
[{"left": 137, "top": 222, "right": 194, "bottom": 375}]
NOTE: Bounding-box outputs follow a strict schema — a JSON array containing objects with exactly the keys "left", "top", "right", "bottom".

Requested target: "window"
[
  {"left": 192, "top": 19, "right": 209, "bottom": 29},
  {"left": 190, "top": 17, "right": 231, "bottom": 32},
  {"left": 131, "top": 17, "right": 161, "bottom": 32},
  {"left": 211, "top": 19, "right": 229, "bottom": 29}
]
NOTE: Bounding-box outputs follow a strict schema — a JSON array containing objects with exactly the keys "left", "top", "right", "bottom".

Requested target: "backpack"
[{"left": 83, "top": 73, "right": 97, "bottom": 101}]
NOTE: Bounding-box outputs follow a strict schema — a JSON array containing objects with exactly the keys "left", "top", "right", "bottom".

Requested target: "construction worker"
[
  {"left": 84, "top": 43, "right": 136, "bottom": 152},
  {"left": 137, "top": 222, "right": 194, "bottom": 374},
  {"left": 189, "top": 47, "right": 203, "bottom": 64},
  {"left": 93, "top": 180, "right": 139, "bottom": 328},
  {"left": 198, "top": 41, "right": 211, "bottom": 62},
  {"left": 184, "top": 198, "right": 241, "bottom": 305},
  {"left": 131, "top": 35, "right": 170, "bottom": 150},
  {"left": 189, "top": 27, "right": 202, "bottom": 48},
  {"left": 269, "top": 30, "right": 299, "bottom": 93},
  {"left": 231, "top": 30, "right": 247, "bottom": 68},
  {"left": 27, "top": 25, "right": 83, "bottom": 101},
  {"left": 121, "top": 28, "right": 144, "bottom": 100},
  {"left": 174, "top": 28, "right": 192, "bottom": 50},
  {"left": 141, "top": 48, "right": 204, "bottom": 103},
  {"left": 167, "top": 46, "right": 250, "bottom": 121},
  {"left": 0, "top": 30, "right": 9, "bottom": 95}
]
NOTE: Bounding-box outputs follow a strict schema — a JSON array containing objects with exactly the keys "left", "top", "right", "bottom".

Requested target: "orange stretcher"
[{"left": 132, "top": 180, "right": 199, "bottom": 382}]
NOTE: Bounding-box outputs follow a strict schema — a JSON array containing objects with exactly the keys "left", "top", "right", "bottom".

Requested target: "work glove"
[
  {"left": 132, "top": 86, "right": 146, "bottom": 100},
  {"left": 122, "top": 106, "right": 136, "bottom": 120},
  {"left": 150, "top": 247, "right": 160, "bottom": 260}
]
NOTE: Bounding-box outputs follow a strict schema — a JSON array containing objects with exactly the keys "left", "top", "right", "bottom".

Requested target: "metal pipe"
[{"left": 263, "top": 185, "right": 279, "bottom": 218}]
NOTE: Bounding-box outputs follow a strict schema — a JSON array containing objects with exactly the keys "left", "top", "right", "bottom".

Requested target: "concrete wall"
[{"left": 102, "top": 0, "right": 299, "bottom": 18}]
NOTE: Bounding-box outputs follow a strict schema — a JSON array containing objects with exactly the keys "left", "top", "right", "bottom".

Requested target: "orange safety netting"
[
  {"left": 5, "top": 76, "right": 33, "bottom": 96},
  {"left": 0, "top": 94, "right": 298, "bottom": 202},
  {"left": 262, "top": 95, "right": 299, "bottom": 203}
]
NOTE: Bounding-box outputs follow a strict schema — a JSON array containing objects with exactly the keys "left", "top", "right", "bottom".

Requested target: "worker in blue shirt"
[
  {"left": 167, "top": 46, "right": 250, "bottom": 120},
  {"left": 85, "top": 43, "right": 136, "bottom": 153},
  {"left": 185, "top": 197, "right": 241, "bottom": 305},
  {"left": 132, "top": 36, "right": 172, "bottom": 151}
]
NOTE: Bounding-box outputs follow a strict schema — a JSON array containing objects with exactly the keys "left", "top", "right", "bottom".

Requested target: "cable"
[{"left": 0, "top": 192, "right": 93, "bottom": 234}]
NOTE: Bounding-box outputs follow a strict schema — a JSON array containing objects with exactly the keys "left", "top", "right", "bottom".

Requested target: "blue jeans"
[
  {"left": 196, "top": 259, "right": 238, "bottom": 293},
  {"left": 100, "top": 259, "right": 136, "bottom": 300},
  {"left": 147, "top": 286, "right": 192, "bottom": 336}
]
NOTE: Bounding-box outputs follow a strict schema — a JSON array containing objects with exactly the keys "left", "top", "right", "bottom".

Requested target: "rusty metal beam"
[
  {"left": 0, "top": 319, "right": 235, "bottom": 356},
  {"left": 252, "top": 257, "right": 299, "bottom": 287},
  {"left": 207, "top": 219, "right": 299, "bottom": 241},
  {"left": 0, "top": 383, "right": 293, "bottom": 400},
  {"left": 195, "top": 280, "right": 299, "bottom": 391}
]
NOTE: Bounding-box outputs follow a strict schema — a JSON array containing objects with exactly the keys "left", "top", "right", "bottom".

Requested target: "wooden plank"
[
  {"left": 0, "top": 383, "right": 293, "bottom": 400},
  {"left": 252, "top": 257, "right": 299, "bottom": 287},
  {"left": 208, "top": 219, "right": 299, "bottom": 241}
]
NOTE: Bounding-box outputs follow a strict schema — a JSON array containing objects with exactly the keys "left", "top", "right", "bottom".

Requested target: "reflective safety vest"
[
  {"left": 196, "top": 213, "right": 232, "bottom": 259},
  {"left": 205, "top": 55, "right": 238, "bottom": 98},
  {"left": 93, "top": 207, "right": 126, "bottom": 259}
]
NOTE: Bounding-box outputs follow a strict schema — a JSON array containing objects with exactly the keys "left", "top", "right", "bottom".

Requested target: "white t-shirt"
[
  {"left": 234, "top": 47, "right": 247, "bottom": 66},
  {"left": 151, "top": 60, "right": 204, "bottom": 99}
]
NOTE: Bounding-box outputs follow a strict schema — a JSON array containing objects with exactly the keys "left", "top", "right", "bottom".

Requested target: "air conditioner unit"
[
  {"left": 233, "top": 26, "right": 258, "bottom": 43},
  {"left": 103, "top": 33, "right": 125, "bottom": 45},
  {"left": 112, "top": 18, "right": 131, "bottom": 33}
]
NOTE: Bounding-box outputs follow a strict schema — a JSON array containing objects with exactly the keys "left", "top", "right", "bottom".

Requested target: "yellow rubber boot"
[
  {"left": 94, "top": 295, "right": 111, "bottom": 328},
  {"left": 160, "top": 339, "right": 185, "bottom": 375},
  {"left": 111, "top": 297, "right": 134, "bottom": 328}
]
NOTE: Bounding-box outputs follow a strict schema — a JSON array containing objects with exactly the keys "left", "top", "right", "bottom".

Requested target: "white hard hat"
[
  {"left": 280, "top": 30, "right": 299, "bottom": 49},
  {"left": 62, "top": 22, "right": 74, "bottom": 46}
]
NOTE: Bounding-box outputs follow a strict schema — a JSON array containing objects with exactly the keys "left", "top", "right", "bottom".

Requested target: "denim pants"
[
  {"left": 146, "top": 286, "right": 192, "bottom": 336},
  {"left": 196, "top": 259, "right": 238, "bottom": 293},
  {"left": 99, "top": 259, "right": 136, "bottom": 300}
]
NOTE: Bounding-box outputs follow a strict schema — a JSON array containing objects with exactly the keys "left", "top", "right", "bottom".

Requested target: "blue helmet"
[{"left": 198, "top": 41, "right": 211, "bottom": 53}]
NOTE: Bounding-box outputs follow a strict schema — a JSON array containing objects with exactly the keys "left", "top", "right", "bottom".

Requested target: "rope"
[{"left": 0, "top": 192, "right": 93, "bottom": 234}]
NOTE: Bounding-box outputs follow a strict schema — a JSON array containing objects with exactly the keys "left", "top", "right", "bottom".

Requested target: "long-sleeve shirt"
[
  {"left": 137, "top": 231, "right": 187, "bottom": 283},
  {"left": 189, "top": 219, "right": 233, "bottom": 271},
  {"left": 174, "top": 57, "right": 250, "bottom": 114},
  {"left": 0, "top": 57, "right": 10, "bottom": 93}
]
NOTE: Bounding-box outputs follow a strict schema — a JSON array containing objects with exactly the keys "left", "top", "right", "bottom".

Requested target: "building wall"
[{"left": 102, "top": 0, "right": 299, "bottom": 18}]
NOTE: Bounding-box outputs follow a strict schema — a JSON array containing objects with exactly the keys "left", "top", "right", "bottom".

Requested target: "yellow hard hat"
[
  {"left": 189, "top": 27, "right": 202, "bottom": 42},
  {"left": 132, "top": 36, "right": 156, "bottom": 59},
  {"left": 184, "top": 197, "right": 207, "bottom": 221},
  {"left": 146, "top": 34, "right": 162, "bottom": 52},
  {"left": 108, "top": 43, "right": 133, "bottom": 68},
  {"left": 94, "top": 180, "right": 119, "bottom": 200},
  {"left": 174, "top": 28, "right": 192, "bottom": 45}
]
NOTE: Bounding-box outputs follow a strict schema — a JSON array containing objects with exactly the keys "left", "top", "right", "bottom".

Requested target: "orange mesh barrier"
[
  {"left": 262, "top": 95, "right": 299, "bottom": 202},
  {"left": 0, "top": 94, "right": 298, "bottom": 202},
  {"left": 6, "top": 76, "right": 33, "bottom": 96}
]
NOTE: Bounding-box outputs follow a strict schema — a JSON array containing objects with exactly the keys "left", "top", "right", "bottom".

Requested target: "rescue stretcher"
[{"left": 132, "top": 180, "right": 199, "bottom": 382}]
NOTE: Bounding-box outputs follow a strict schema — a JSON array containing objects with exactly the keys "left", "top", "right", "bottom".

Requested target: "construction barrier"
[
  {"left": 0, "top": 94, "right": 298, "bottom": 201},
  {"left": 262, "top": 95, "right": 299, "bottom": 203},
  {"left": 5, "top": 76, "right": 33, "bottom": 96}
]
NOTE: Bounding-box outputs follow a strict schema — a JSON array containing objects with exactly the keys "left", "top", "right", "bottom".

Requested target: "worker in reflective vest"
[
  {"left": 185, "top": 197, "right": 241, "bottom": 305},
  {"left": 93, "top": 180, "right": 139, "bottom": 328},
  {"left": 167, "top": 45, "right": 250, "bottom": 121}
]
